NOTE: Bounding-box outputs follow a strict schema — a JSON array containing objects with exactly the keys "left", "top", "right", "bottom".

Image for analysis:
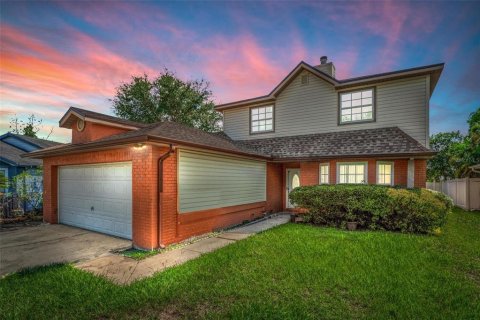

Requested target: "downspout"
[{"left": 157, "top": 144, "right": 174, "bottom": 249}]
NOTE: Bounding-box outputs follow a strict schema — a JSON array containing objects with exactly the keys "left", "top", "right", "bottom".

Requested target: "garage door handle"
[{"left": 91, "top": 206, "right": 94, "bottom": 211}]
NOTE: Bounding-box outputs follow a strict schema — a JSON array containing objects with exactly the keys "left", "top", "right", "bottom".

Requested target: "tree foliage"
[
  {"left": 111, "top": 70, "right": 222, "bottom": 132},
  {"left": 12, "top": 169, "right": 43, "bottom": 213},
  {"left": 427, "top": 108, "right": 480, "bottom": 181},
  {"left": 9, "top": 114, "right": 43, "bottom": 138}
]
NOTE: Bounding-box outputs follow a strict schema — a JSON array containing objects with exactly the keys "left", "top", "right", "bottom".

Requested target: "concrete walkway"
[{"left": 76, "top": 213, "right": 291, "bottom": 285}]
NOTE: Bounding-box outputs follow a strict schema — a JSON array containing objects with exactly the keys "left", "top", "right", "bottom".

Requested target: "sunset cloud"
[{"left": 0, "top": 1, "right": 478, "bottom": 141}]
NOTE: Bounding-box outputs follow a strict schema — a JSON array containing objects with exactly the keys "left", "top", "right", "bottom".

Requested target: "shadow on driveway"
[{"left": 0, "top": 224, "right": 131, "bottom": 276}]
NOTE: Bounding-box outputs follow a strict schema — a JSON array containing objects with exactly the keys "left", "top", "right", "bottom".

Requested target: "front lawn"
[{"left": 1, "top": 207, "right": 479, "bottom": 319}]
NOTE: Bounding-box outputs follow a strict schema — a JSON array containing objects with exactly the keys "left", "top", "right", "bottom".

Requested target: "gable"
[
  {"left": 215, "top": 62, "right": 443, "bottom": 111},
  {"left": 71, "top": 120, "right": 131, "bottom": 144}
]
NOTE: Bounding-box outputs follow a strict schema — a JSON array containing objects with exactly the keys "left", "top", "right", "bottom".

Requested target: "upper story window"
[
  {"left": 340, "top": 88, "right": 374, "bottom": 124},
  {"left": 251, "top": 105, "right": 274, "bottom": 134}
]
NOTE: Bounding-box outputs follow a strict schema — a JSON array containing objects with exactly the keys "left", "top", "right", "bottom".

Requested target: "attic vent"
[{"left": 301, "top": 74, "right": 309, "bottom": 85}]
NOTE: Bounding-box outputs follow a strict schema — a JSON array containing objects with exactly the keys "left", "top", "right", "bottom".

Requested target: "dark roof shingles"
[
  {"left": 235, "top": 127, "right": 432, "bottom": 159},
  {"left": 8, "top": 133, "right": 62, "bottom": 148},
  {"left": 26, "top": 123, "right": 432, "bottom": 160},
  {"left": 69, "top": 107, "right": 149, "bottom": 128},
  {"left": 0, "top": 141, "right": 42, "bottom": 166}
]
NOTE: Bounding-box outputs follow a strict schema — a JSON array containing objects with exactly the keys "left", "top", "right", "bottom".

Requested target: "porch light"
[{"left": 134, "top": 143, "right": 146, "bottom": 150}]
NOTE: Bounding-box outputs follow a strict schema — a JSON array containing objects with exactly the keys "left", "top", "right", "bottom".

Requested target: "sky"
[{"left": 1, "top": 0, "right": 479, "bottom": 143}]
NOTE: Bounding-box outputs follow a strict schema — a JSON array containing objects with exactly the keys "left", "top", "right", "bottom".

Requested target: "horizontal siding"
[
  {"left": 178, "top": 150, "right": 266, "bottom": 213},
  {"left": 223, "top": 71, "right": 428, "bottom": 146}
]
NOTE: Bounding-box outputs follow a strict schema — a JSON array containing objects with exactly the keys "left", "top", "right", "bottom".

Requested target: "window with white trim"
[
  {"left": 377, "top": 162, "right": 394, "bottom": 185},
  {"left": 319, "top": 163, "right": 329, "bottom": 184},
  {"left": 251, "top": 105, "right": 273, "bottom": 133},
  {"left": 337, "top": 162, "right": 367, "bottom": 184},
  {"left": 340, "top": 88, "right": 374, "bottom": 123}
]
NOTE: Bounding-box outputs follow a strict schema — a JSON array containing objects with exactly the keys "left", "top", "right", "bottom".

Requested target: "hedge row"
[{"left": 289, "top": 185, "right": 453, "bottom": 234}]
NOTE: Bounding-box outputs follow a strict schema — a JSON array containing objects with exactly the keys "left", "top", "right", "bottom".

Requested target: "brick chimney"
[{"left": 315, "top": 55, "right": 335, "bottom": 78}]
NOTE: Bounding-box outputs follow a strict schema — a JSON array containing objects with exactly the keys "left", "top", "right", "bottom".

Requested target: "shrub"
[{"left": 289, "top": 185, "right": 452, "bottom": 234}]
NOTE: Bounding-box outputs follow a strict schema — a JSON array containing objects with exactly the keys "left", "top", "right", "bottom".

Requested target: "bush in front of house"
[{"left": 288, "top": 184, "right": 453, "bottom": 234}]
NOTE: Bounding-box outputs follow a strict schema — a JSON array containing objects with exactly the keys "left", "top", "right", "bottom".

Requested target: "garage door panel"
[{"left": 59, "top": 162, "right": 132, "bottom": 239}]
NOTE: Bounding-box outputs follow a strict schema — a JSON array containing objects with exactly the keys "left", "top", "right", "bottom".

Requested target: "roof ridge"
[{"left": 68, "top": 106, "right": 148, "bottom": 128}]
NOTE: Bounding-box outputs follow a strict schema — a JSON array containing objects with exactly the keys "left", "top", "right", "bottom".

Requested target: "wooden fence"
[{"left": 427, "top": 178, "right": 480, "bottom": 210}]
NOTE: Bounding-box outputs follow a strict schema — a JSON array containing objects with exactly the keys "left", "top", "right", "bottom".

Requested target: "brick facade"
[
  {"left": 414, "top": 159, "right": 427, "bottom": 188},
  {"left": 72, "top": 121, "right": 130, "bottom": 144},
  {"left": 42, "top": 121, "right": 428, "bottom": 249}
]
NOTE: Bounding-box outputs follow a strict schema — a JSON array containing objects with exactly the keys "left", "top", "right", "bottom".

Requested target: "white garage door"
[
  {"left": 58, "top": 162, "right": 132, "bottom": 239},
  {"left": 178, "top": 150, "right": 266, "bottom": 213}
]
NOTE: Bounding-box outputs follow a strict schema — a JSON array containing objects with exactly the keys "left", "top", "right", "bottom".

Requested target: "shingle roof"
[
  {"left": 0, "top": 141, "right": 42, "bottom": 166},
  {"left": 235, "top": 127, "right": 434, "bottom": 160},
  {"left": 60, "top": 106, "right": 149, "bottom": 129},
  {"left": 25, "top": 122, "right": 434, "bottom": 160},
  {"left": 7, "top": 133, "right": 62, "bottom": 149},
  {"left": 26, "top": 121, "right": 268, "bottom": 158}
]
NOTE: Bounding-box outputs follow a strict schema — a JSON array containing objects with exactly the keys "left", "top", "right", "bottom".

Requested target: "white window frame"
[
  {"left": 339, "top": 88, "right": 375, "bottom": 124},
  {"left": 377, "top": 161, "right": 394, "bottom": 186},
  {"left": 250, "top": 105, "right": 274, "bottom": 134},
  {"left": 336, "top": 162, "right": 368, "bottom": 184},
  {"left": 319, "top": 163, "right": 330, "bottom": 184}
]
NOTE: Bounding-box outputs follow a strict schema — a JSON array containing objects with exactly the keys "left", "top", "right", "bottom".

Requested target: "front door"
[{"left": 286, "top": 168, "right": 300, "bottom": 208}]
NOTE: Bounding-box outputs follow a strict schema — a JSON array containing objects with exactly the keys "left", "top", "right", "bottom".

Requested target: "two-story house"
[{"left": 25, "top": 57, "right": 443, "bottom": 249}]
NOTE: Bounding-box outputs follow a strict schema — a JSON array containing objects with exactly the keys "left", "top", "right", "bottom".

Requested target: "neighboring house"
[
  {"left": 0, "top": 132, "right": 62, "bottom": 192},
  {"left": 25, "top": 57, "right": 444, "bottom": 250}
]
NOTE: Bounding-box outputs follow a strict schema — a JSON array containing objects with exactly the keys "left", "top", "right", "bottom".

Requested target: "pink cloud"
[
  {"left": 192, "top": 34, "right": 290, "bottom": 103},
  {"left": 323, "top": 1, "right": 440, "bottom": 73}
]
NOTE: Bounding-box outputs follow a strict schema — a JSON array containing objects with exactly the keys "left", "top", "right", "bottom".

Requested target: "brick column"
[
  {"left": 367, "top": 159, "right": 376, "bottom": 184},
  {"left": 132, "top": 145, "right": 159, "bottom": 250},
  {"left": 159, "top": 148, "right": 178, "bottom": 246},
  {"left": 414, "top": 159, "right": 427, "bottom": 188},
  {"left": 394, "top": 159, "right": 408, "bottom": 187},
  {"left": 266, "top": 163, "right": 282, "bottom": 213}
]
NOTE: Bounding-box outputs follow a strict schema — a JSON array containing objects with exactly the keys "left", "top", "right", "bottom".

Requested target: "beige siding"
[
  {"left": 223, "top": 71, "right": 428, "bottom": 146},
  {"left": 178, "top": 150, "right": 266, "bottom": 213}
]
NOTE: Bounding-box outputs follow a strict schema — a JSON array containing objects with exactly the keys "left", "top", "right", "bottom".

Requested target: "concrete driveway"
[{"left": 0, "top": 224, "right": 131, "bottom": 276}]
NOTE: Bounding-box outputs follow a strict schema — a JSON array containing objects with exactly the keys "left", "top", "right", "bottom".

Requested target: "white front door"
[
  {"left": 58, "top": 162, "right": 132, "bottom": 239},
  {"left": 286, "top": 169, "right": 300, "bottom": 208}
]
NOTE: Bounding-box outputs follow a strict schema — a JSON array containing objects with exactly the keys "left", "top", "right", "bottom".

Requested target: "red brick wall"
[
  {"left": 266, "top": 163, "right": 283, "bottom": 213},
  {"left": 300, "top": 162, "right": 319, "bottom": 186},
  {"left": 159, "top": 153, "right": 284, "bottom": 246},
  {"left": 175, "top": 202, "right": 267, "bottom": 242},
  {"left": 394, "top": 159, "right": 408, "bottom": 187},
  {"left": 159, "top": 150, "right": 178, "bottom": 246},
  {"left": 72, "top": 121, "right": 130, "bottom": 144},
  {"left": 42, "top": 145, "right": 167, "bottom": 250},
  {"left": 414, "top": 159, "right": 427, "bottom": 188}
]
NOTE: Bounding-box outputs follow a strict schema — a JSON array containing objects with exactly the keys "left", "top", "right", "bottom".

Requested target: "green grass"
[
  {"left": 1, "top": 207, "right": 479, "bottom": 319},
  {"left": 120, "top": 248, "right": 162, "bottom": 260}
]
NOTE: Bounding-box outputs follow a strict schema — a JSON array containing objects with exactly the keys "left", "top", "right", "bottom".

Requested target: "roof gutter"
[
  {"left": 22, "top": 134, "right": 271, "bottom": 161},
  {"left": 270, "top": 151, "right": 436, "bottom": 162},
  {"left": 22, "top": 135, "right": 149, "bottom": 158}
]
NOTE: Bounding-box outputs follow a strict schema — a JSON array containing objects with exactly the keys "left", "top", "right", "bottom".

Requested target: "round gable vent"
[{"left": 77, "top": 119, "right": 85, "bottom": 131}]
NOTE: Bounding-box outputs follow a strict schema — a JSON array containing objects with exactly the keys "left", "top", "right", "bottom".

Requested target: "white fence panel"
[{"left": 427, "top": 178, "right": 480, "bottom": 210}]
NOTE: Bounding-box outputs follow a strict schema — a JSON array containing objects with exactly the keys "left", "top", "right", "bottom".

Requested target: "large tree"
[
  {"left": 427, "top": 108, "right": 480, "bottom": 181},
  {"left": 111, "top": 70, "right": 222, "bottom": 132}
]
